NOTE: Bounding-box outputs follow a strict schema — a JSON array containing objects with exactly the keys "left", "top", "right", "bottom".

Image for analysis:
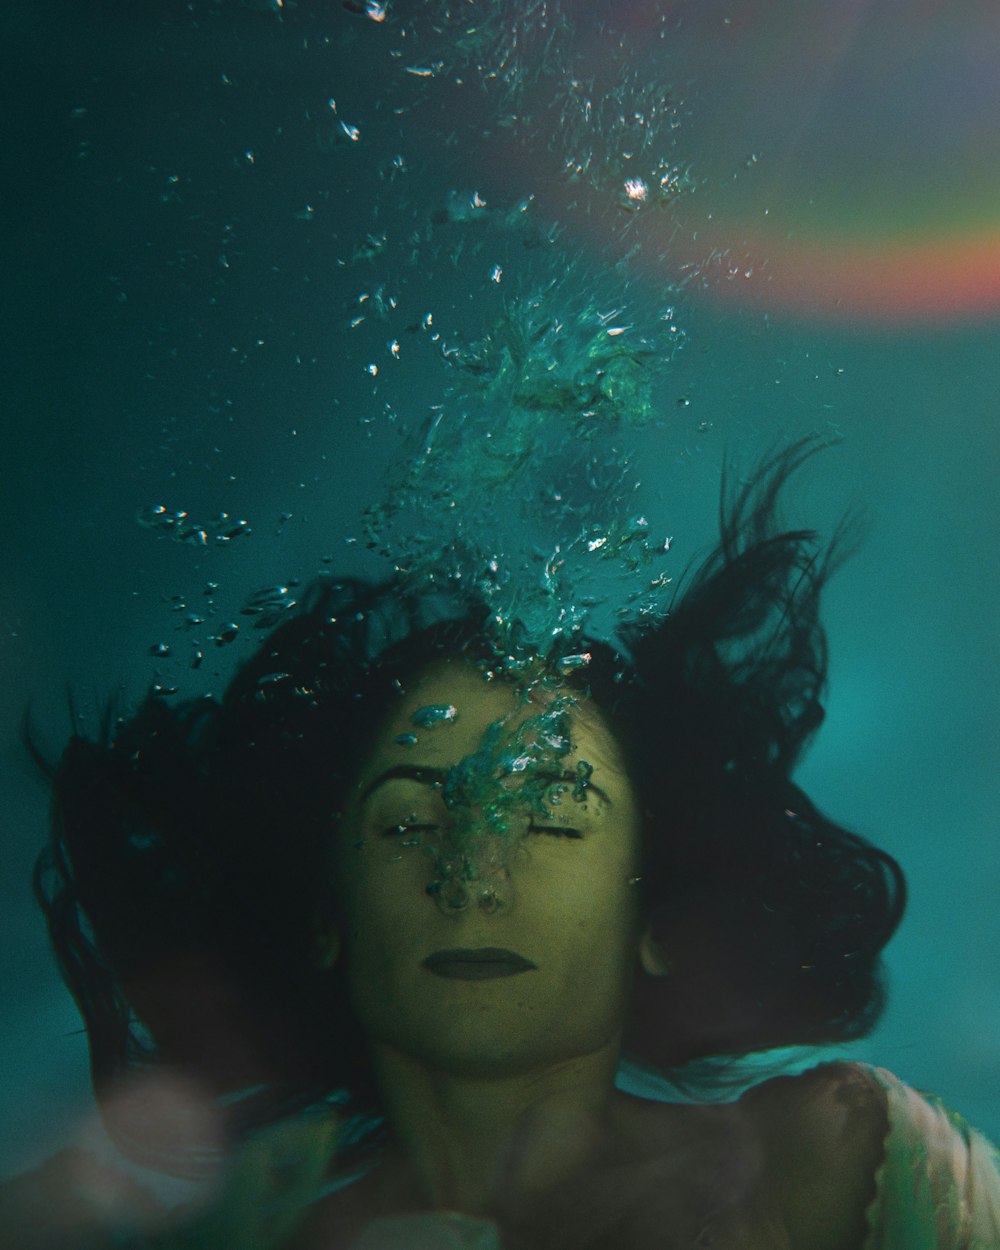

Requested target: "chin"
[
  {"left": 416, "top": 1038, "right": 576, "bottom": 1078},
  {"left": 386, "top": 1009, "right": 621, "bottom": 1078}
]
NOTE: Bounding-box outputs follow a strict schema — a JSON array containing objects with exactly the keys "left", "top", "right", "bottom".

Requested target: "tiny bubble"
[
  {"left": 136, "top": 504, "right": 168, "bottom": 527},
  {"left": 257, "top": 672, "right": 291, "bottom": 687},
  {"left": 557, "top": 652, "right": 592, "bottom": 674},
  {"left": 412, "top": 704, "right": 458, "bottom": 728}
]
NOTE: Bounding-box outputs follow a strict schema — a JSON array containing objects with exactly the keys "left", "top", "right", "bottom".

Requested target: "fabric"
[
  {"left": 862, "top": 1065, "right": 1000, "bottom": 1249},
  {"left": 6, "top": 1063, "right": 1000, "bottom": 1247},
  {"left": 336, "top": 1063, "right": 1000, "bottom": 1249}
]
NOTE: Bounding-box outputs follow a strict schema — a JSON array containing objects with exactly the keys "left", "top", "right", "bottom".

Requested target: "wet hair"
[{"left": 31, "top": 440, "right": 904, "bottom": 1169}]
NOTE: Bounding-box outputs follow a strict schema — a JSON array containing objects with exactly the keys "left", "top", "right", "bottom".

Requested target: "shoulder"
[
  {"left": 740, "top": 1061, "right": 889, "bottom": 1250},
  {"left": 740, "top": 1058, "right": 889, "bottom": 1142}
]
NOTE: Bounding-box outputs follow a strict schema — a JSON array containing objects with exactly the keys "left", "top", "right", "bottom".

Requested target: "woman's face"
[{"left": 333, "top": 658, "right": 645, "bottom": 1077}]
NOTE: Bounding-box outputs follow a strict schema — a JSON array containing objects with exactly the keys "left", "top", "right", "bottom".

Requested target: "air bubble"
[
  {"left": 572, "top": 761, "right": 593, "bottom": 801},
  {"left": 412, "top": 704, "right": 458, "bottom": 728},
  {"left": 137, "top": 507, "right": 249, "bottom": 547},
  {"left": 557, "top": 652, "right": 591, "bottom": 673},
  {"left": 349, "top": 234, "right": 387, "bottom": 264},
  {"left": 242, "top": 584, "right": 299, "bottom": 628},
  {"left": 257, "top": 672, "right": 291, "bottom": 687},
  {"left": 136, "top": 505, "right": 170, "bottom": 527}
]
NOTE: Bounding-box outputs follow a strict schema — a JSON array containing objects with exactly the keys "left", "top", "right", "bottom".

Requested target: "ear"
[
  {"left": 311, "top": 922, "right": 341, "bottom": 971},
  {"left": 638, "top": 925, "right": 672, "bottom": 977}
]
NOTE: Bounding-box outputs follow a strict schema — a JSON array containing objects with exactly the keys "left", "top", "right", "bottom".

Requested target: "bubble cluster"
[
  {"left": 137, "top": 505, "right": 250, "bottom": 547},
  {"left": 141, "top": 1, "right": 695, "bottom": 686},
  {"left": 414, "top": 691, "right": 592, "bottom": 892}
]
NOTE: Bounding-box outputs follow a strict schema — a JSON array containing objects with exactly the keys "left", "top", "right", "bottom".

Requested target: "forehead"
[{"left": 358, "top": 658, "right": 623, "bottom": 779}]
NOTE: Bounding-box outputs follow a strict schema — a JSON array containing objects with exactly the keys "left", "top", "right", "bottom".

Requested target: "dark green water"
[{"left": 2, "top": 0, "right": 998, "bottom": 1179}]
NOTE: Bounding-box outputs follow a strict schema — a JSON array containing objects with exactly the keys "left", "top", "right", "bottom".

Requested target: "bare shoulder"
[{"left": 739, "top": 1061, "right": 890, "bottom": 1250}]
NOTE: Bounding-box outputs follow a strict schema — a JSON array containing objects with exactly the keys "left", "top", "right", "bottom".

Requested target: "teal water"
[{"left": 2, "top": 0, "right": 999, "bottom": 1181}]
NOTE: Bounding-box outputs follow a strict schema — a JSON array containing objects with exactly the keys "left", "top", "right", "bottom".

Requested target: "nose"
[{"left": 427, "top": 836, "right": 514, "bottom": 915}]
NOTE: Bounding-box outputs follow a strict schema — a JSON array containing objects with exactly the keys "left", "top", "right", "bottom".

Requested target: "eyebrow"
[
  {"left": 534, "top": 769, "right": 612, "bottom": 806},
  {"left": 360, "top": 765, "right": 447, "bottom": 803},
  {"left": 360, "top": 763, "right": 612, "bottom": 806}
]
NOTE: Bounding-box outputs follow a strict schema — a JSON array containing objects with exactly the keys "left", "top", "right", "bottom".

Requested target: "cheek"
[{"left": 339, "top": 848, "right": 431, "bottom": 939}]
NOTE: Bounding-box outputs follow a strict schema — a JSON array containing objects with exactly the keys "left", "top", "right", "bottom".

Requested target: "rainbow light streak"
[
  {"left": 565, "top": 3, "right": 1000, "bottom": 327},
  {"left": 667, "top": 223, "right": 1000, "bottom": 327}
]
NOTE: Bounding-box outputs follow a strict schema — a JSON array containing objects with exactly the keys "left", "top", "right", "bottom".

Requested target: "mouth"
[{"left": 422, "top": 947, "right": 537, "bottom": 980}]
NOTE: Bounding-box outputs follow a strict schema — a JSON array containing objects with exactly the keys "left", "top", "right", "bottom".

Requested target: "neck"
[{"left": 368, "top": 1036, "right": 626, "bottom": 1216}]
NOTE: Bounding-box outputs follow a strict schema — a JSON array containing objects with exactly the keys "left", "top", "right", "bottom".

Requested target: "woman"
[{"left": 9, "top": 445, "right": 1000, "bottom": 1248}]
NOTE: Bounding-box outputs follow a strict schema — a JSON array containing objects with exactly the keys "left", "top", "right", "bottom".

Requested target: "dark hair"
[{"left": 31, "top": 440, "right": 905, "bottom": 1169}]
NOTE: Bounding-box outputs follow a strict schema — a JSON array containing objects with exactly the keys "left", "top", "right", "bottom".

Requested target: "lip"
[{"left": 422, "top": 947, "right": 537, "bottom": 980}]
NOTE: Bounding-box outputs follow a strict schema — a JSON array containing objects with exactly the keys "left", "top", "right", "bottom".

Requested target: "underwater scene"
[{"left": 2, "top": 2, "right": 1000, "bottom": 1246}]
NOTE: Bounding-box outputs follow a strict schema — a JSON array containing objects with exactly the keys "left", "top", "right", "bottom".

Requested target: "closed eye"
[
  {"left": 528, "top": 824, "right": 583, "bottom": 840},
  {"left": 383, "top": 823, "right": 583, "bottom": 839}
]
